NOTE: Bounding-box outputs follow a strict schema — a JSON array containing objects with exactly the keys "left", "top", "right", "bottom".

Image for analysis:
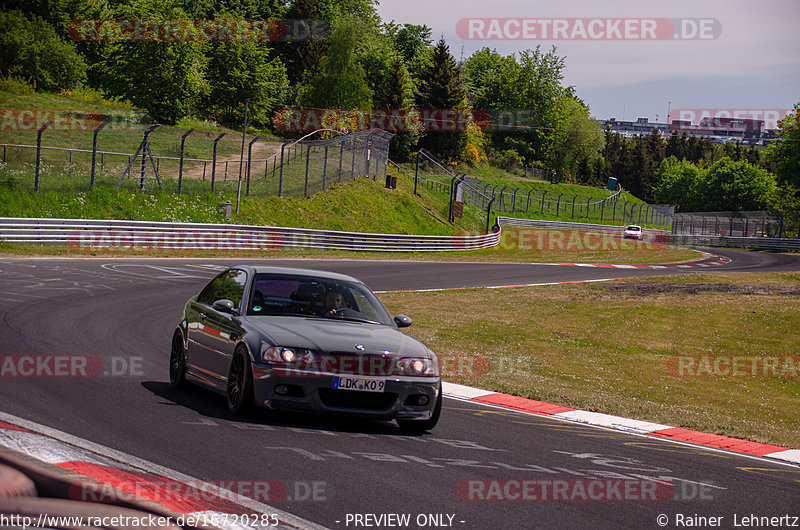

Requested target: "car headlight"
[
  {"left": 398, "top": 357, "right": 439, "bottom": 376},
  {"left": 263, "top": 346, "right": 313, "bottom": 364}
]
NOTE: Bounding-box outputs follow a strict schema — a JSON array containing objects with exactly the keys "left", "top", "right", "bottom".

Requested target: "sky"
[{"left": 375, "top": 0, "right": 800, "bottom": 126}]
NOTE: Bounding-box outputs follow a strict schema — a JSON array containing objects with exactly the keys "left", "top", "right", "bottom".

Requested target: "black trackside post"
[
  {"left": 34, "top": 121, "right": 51, "bottom": 192},
  {"left": 211, "top": 133, "right": 226, "bottom": 192},
  {"left": 90, "top": 122, "right": 106, "bottom": 188}
]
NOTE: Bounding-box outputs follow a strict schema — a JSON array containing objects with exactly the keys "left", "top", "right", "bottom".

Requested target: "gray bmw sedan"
[{"left": 169, "top": 265, "right": 442, "bottom": 431}]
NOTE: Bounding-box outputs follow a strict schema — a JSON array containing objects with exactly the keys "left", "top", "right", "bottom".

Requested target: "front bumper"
[{"left": 251, "top": 362, "right": 440, "bottom": 420}]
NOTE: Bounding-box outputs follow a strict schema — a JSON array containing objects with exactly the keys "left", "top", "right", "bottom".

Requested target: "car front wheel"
[
  {"left": 227, "top": 346, "right": 255, "bottom": 415},
  {"left": 397, "top": 391, "right": 442, "bottom": 433},
  {"left": 169, "top": 330, "right": 187, "bottom": 389}
]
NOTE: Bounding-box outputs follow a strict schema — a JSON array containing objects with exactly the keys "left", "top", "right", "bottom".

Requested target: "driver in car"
[{"left": 323, "top": 288, "right": 348, "bottom": 316}]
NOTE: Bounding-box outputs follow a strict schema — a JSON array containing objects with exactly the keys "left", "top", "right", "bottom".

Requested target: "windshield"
[{"left": 246, "top": 273, "right": 393, "bottom": 325}]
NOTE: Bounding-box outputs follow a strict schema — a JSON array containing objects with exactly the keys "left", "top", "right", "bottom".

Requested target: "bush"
[{"left": 0, "top": 10, "right": 86, "bottom": 91}]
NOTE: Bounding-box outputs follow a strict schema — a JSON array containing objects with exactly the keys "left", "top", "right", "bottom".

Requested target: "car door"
[{"left": 186, "top": 269, "right": 248, "bottom": 388}]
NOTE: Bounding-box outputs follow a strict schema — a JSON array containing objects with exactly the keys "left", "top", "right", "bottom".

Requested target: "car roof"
[
  {"left": 232, "top": 265, "right": 365, "bottom": 284},
  {"left": 626, "top": 225, "right": 641, "bottom": 229}
]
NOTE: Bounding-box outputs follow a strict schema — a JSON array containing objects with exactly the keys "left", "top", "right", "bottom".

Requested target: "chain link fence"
[
  {"left": 0, "top": 124, "right": 392, "bottom": 198},
  {"left": 672, "top": 211, "right": 800, "bottom": 239},
  {"left": 410, "top": 149, "right": 671, "bottom": 228}
]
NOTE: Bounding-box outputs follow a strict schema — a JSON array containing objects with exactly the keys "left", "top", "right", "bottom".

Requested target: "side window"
[{"left": 197, "top": 269, "right": 247, "bottom": 309}]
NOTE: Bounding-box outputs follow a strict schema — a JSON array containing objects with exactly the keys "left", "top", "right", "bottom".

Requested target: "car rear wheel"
[
  {"left": 397, "top": 391, "right": 442, "bottom": 433},
  {"left": 227, "top": 346, "right": 254, "bottom": 415},
  {"left": 169, "top": 330, "right": 186, "bottom": 389}
]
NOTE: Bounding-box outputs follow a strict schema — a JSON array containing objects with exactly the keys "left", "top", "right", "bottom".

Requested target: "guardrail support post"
[{"left": 34, "top": 121, "right": 51, "bottom": 192}]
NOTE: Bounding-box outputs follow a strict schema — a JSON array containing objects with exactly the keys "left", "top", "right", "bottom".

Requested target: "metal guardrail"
[
  {"left": 0, "top": 218, "right": 501, "bottom": 252},
  {"left": 497, "top": 216, "right": 667, "bottom": 236},
  {"left": 668, "top": 234, "right": 800, "bottom": 252},
  {"left": 497, "top": 216, "right": 800, "bottom": 251}
]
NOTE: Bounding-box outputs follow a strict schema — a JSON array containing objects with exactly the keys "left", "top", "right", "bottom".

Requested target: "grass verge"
[{"left": 379, "top": 272, "right": 800, "bottom": 449}]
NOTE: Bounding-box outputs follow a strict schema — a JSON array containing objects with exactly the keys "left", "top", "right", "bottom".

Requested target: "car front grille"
[
  {"left": 318, "top": 388, "right": 398, "bottom": 410},
  {"left": 319, "top": 353, "right": 396, "bottom": 376}
]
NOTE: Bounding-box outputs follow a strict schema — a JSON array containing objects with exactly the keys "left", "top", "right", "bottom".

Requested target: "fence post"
[
  {"left": 414, "top": 150, "right": 419, "bottom": 195},
  {"left": 34, "top": 121, "right": 51, "bottom": 192},
  {"left": 541, "top": 191, "right": 547, "bottom": 214},
  {"left": 137, "top": 125, "right": 160, "bottom": 192},
  {"left": 600, "top": 200, "right": 605, "bottom": 221},
  {"left": 486, "top": 197, "right": 496, "bottom": 234},
  {"left": 278, "top": 142, "right": 286, "bottom": 197},
  {"left": 365, "top": 137, "right": 372, "bottom": 179},
  {"left": 611, "top": 199, "right": 616, "bottom": 221},
  {"left": 571, "top": 195, "right": 577, "bottom": 218},
  {"left": 350, "top": 136, "right": 357, "bottom": 180},
  {"left": 246, "top": 135, "right": 259, "bottom": 196},
  {"left": 304, "top": 143, "right": 311, "bottom": 197},
  {"left": 338, "top": 141, "right": 345, "bottom": 184},
  {"left": 177, "top": 128, "right": 194, "bottom": 194},
  {"left": 322, "top": 145, "right": 328, "bottom": 191},
  {"left": 211, "top": 133, "right": 225, "bottom": 192},
  {"left": 526, "top": 189, "right": 534, "bottom": 212},
  {"left": 556, "top": 194, "right": 563, "bottom": 217}
]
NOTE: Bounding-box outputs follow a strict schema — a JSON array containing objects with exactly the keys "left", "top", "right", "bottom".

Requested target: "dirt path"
[{"left": 180, "top": 141, "right": 283, "bottom": 180}]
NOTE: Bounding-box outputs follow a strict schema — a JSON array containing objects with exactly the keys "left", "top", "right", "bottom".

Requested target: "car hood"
[{"left": 244, "top": 316, "right": 432, "bottom": 357}]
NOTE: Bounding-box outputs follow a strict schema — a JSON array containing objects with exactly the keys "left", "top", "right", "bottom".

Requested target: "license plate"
[{"left": 332, "top": 376, "right": 385, "bottom": 392}]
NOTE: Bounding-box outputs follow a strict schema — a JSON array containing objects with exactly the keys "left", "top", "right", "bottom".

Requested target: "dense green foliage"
[
  {"left": 0, "top": 0, "right": 796, "bottom": 213},
  {"left": 655, "top": 157, "right": 778, "bottom": 212}
]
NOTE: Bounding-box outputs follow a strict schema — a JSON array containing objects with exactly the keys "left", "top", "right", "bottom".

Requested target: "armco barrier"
[
  {"left": 0, "top": 218, "right": 500, "bottom": 252},
  {"left": 497, "top": 216, "right": 672, "bottom": 243},
  {"left": 497, "top": 216, "right": 800, "bottom": 251},
  {"left": 668, "top": 233, "right": 800, "bottom": 252}
]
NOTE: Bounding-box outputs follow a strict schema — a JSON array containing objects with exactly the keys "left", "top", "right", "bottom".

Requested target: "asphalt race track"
[{"left": 1, "top": 248, "right": 799, "bottom": 528}]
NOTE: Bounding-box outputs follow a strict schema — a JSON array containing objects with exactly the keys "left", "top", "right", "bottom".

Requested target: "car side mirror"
[
  {"left": 394, "top": 314, "right": 413, "bottom": 328},
  {"left": 213, "top": 299, "right": 238, "bottom": 315}
]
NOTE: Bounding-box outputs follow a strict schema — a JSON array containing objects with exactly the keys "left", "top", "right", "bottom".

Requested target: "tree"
[
  {"left": 767, "top": 103, "right": 800, "bottom": 190},
  {"left": 698, "top": 158, "right": 777, "bottom": 211},
  {"left": 0, "top": 10, "right": 86, "bottom": 90},
  {"left": 202, "top": 41, "right": 288, "bottom": 129},
  {"left": 380, "top": 55, "right": 420, "bottom": 161},
  {"left": 654, "top": 157, "right": 706, "bottom": 212},
  {"left": 548, "top": 97, "right": 604, "bottom": 179},
  {"left": 655, "top": 156, "right": 778, "bottom": 212},
  {"left": 417, "top": 39, "right": 467, "bottom": 163},
  {"left": 296, "top": 16, "right": 372, "bottom": 111}
]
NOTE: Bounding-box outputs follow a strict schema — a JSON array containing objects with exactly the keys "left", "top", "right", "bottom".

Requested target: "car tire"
[
  {"left": 397, "top": 390, "right": 442, "bottom": 433},
  {"left": 169, "top": 329, "right": 187, "bottom": 389},
  {"left": 227, "top": 345, "right": 255, "bottom": 415}
]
